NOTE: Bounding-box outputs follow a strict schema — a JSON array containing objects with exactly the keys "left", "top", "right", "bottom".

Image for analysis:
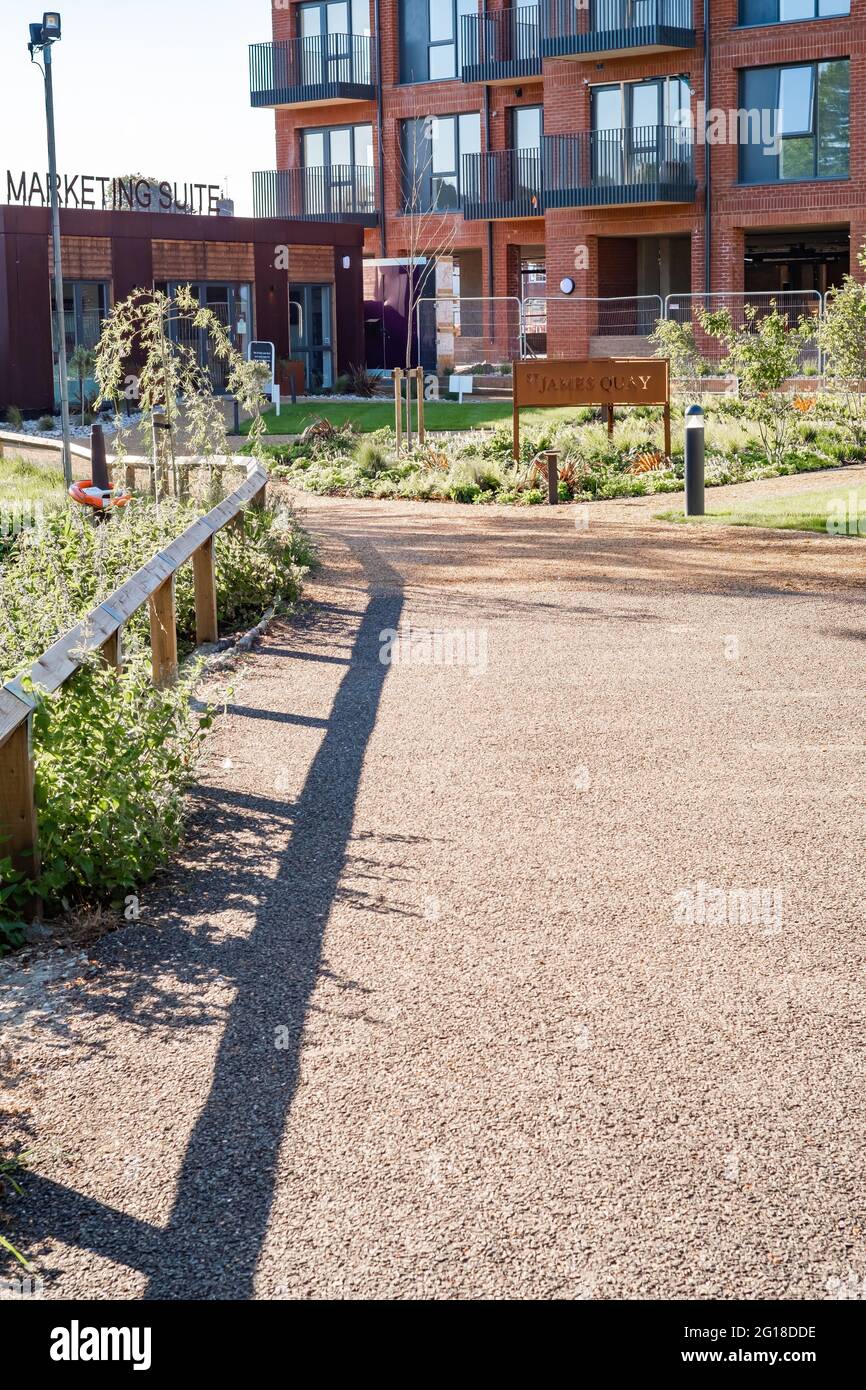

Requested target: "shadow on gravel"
[
  {"left": 10, "top": 541, "right": 404, "bottom": 1298},
  {"left": 142, "top": 541, "right": 404, "bottom": 1298}
]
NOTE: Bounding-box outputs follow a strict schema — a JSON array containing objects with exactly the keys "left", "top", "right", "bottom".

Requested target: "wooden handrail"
[{"left": 0, "top": 459, "right": 267, "bottom": 887}]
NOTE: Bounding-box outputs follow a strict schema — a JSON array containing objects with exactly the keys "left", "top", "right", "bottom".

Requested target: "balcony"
[
  {"left": 540, "top": 0, "right": 695, "bottom": 62},
  {"left": 543, "top": 127, "right": 696, "bottom": 207},
  {"left": 252, "top": 167, "right": 378, "bottom": 226},
  {"left": 461, "top": 149, "right": 544, "bottom": 221},
  {"left": 249, "top": 35, "right": 374, "bottom": 109},
  {"left": 460, "top": 6, "right": 542, "bottom": 84}
]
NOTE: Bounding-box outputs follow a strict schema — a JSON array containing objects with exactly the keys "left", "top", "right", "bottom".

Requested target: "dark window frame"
[
  {"left": 738, "top": 58, "right": 850, "bottom": 185},
  {"left": 737, "top": 0, "right": 849, "bottom": 25},
  {"left": 400, "top": 111, "right": 482, "bottom": 211}
]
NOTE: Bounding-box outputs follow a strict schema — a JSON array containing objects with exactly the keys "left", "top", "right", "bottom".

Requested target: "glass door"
[{"left": 290, "top": 283, "right": 334, "bottom": 391}]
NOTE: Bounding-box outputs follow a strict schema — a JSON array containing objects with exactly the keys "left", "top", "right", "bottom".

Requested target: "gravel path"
[{"left": 4, "top": 466, "right": 866, "bottom": 1300}]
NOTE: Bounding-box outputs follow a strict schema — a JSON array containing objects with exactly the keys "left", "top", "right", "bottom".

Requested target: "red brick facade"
[{"left": 265, "top": 0, "right": 866, "bottom": 358}]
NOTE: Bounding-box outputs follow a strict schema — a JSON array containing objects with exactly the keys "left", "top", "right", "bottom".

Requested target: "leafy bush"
[
  {"left": 0, "top": 497, "right": 312, "bottom": 937},
  {"left": 37, "top": 415, "right": 56, "bottom": 432},
  {"left": 1, "top": 660, "right": 212, "bottom": 929}
]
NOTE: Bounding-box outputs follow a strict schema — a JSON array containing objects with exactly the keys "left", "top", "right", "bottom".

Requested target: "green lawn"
[
  {"left": 657, "top": 484, "right": 866, "bottom": 536},
  {"left": 241, "top": 399, "right": 583, "bottom": 436},
  {"left": 0, "top": 454, "right": 66, "bottom": 506}
]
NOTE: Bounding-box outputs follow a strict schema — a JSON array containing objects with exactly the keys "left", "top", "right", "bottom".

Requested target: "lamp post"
[{"left": 29, "top": 12, "right": 72, "bottom": 488}]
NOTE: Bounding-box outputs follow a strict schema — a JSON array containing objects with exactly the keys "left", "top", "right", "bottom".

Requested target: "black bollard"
[
  {"left": 684, "top": 404, "right": 705, "bottom": 516},
  {"left": 90, "top": 423, "right": 111, "bottom": 491}
]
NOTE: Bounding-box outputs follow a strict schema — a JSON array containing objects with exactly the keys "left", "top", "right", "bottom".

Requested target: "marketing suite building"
[
  {"left": 0, "top": 188, "right": 365, "bottom": 415},
  {"left": 250, "top": 0, "right": 864, "bottom": 361}
]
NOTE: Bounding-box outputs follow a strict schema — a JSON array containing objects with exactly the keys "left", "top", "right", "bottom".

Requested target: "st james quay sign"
[{"left": 5, "top": 170, "right": 224, "bottom": 215}]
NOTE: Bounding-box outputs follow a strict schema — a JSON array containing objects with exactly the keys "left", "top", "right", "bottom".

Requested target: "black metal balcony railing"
[
  {"left": 249, "top": 35, "right": 374, "bottom": 107},
  {"left": 461, "top": 149, "right": 544, "bottom": 220},
  {"left": 541, "top": 0, "right": 695, "bottom": 60},
  {"left": 544, "top": 127, "right": 696, "bottom": 206},
  {"left": 460, "top": 6, "right": 542, "bottom": 83},
  {"left": 253, "top": 166, "right": 378, "bottom": 225}
]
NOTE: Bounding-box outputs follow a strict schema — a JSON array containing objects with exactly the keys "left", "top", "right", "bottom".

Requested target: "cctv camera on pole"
[{"left": 29, "top": 13, "right": 72, "bottom": 489}]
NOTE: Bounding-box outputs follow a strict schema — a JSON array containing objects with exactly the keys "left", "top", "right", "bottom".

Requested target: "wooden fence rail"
[{"left": 0, "top": 459, "right": 267, "bottom": 887}]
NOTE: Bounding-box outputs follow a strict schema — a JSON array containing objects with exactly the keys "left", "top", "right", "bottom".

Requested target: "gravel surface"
[{"left": 4, "top": 466, "right": 866, "bottom": 1301}]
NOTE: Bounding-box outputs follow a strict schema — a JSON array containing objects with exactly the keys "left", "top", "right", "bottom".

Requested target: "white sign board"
[
  {"left": 449, "top": 375, "right": 474, "bottom": 403},
  {"left": 248, "top": 340, "right": 276, "bottom": 389}
]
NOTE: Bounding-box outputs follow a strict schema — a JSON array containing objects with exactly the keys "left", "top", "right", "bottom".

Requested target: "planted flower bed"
[{"left": 255, "top": 397, "right": 862, "bottom": 507}]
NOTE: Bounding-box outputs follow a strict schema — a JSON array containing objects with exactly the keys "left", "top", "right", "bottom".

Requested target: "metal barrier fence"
[
  {"left": 411, "top": 288, "right": 831, "bottom": 382},
  {"left": 414, "top": 295, "right": 523, "bottom": 373},
  {"left": 663, "top": 291, "right": 824, "bottom": 375},
  {"left": 527, "top": 295, "right": 664, "bottom": 359}
]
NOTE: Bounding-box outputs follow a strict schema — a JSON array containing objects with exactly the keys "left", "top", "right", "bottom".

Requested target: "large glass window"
[
  {"left": 401, "top": 112, "right": 481, "bottom": 210},
  {"left": 591, "top": 76, "right": 691, "bottom": 131},
  {"left": 302, "top": 123, "right": 375, "bottom": 214},
  {"left": 299, "top": 0, "right": 369, "bottom": 82},
  {"left": 739, "top": 0, "right": 848, "bottom": 23},
  {"left": 400, "top": 0, "right": 477, "bottom": 82},
  {"left": 51, "top": 281, "right": 110, "bottom": 407},
  {"left": 739, "top": 61, "right": 849, "bottom": 183}
]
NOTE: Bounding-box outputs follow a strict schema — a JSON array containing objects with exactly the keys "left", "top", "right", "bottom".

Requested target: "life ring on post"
[{"left": 69, "top": 479, "right": 133, "bottom": 511}]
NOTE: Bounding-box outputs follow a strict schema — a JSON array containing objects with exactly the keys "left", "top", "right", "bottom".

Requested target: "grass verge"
[{"left": 656, "top": 484, "right": 866, "bottom": 535}]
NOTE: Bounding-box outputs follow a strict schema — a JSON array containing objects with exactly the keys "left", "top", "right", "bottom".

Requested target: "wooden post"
[
  {"left": 125, "top": 462, "right": 136, "bottom": 493},
  {"left": 394, "top": 369, "right": 403, "bottom": 452},
  {"left": 0, "top": 722, "right": 40, "bottom": 885},
  {"left": 607, "top": 404, "right": 615, "bottom": 439},
  {"left": 193, "top": 538, "right": 218, "bottom": 645},
  {"left": 149, "top": 576, "right": 178, "bottom": 687},
  {"left": 100, "top": 629, "right": 122, "bottom": 670},
  {"left": 513, "top": 401, "right": 520, "bottom": 462},
  {"left": 546, "top": 450, "right": 559, "bottom": 506},
  {"left": 416, "top": 368, "right": 426, "bottom": 445},
  {"left": 250, "top": 480, "right": 267, "bottom": 511},
  {"left": 663, "top": 401, "right": 672, "bottom": 459}
]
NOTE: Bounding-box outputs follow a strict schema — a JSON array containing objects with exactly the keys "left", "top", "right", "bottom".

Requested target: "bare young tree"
[{"left": 398, "top": 108, "right": 460, "bottom": 449}]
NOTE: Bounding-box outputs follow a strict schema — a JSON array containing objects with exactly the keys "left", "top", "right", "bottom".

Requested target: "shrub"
[
  {"left": 4, "top": 405, "right": 24, "bottom": 431},
  {"left": 37, "top": 415, "right": 56, "bottom": 432},
  {"left": 355, "top": 438, "right": 390, "bottom": 477},
  {"left": 346, "top": 362, "right": 378, "bottom": 398},
  {"left": 0, "top": 499, "right": 312, "bottom": 934}
]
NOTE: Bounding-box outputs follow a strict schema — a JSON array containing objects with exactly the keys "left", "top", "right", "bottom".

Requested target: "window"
[
  {"left": 399, "top": 0, "right": 477, "bottom": 82},
  {"left": 298, "top": 0, "right": 370, "bottom": 82},
  {"left": 51, "top": 281, "right": 110, "bottom": 403},
  {"left": 401, "top": 112, "right": 481, "bottom": 210},
  {"left": 591, "top": 77, "right": 691, "bottom": 132},
  {"left": 739, "top": 0, "right": 848, "bottom": 24},
  {"left": 512, "top": 105, "right": 542, "bottom": 151},
  {"left": 302, "top": 123, "right": 373, "bottom": 168},
  {"left": 739, "top": 61, "right": 849, "bottom": 183},
  {"left": 302, "top": 123, "right": 375, "bottom": 214}
]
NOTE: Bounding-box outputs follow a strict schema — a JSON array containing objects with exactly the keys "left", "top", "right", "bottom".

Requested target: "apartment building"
[{"left": 250, "top": 0, "right": 863, "bottom": 366}]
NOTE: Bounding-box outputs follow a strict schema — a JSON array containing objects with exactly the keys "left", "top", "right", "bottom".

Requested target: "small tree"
[
  {"left": 398, "top": 111, "right": 459, "bottom": 449},
  {"left": 698, "top": 302, "right": 815, "bottom": 470},
  {"left": 649, "top": 317, "right": 709, "bottom": 382},
  {"left": 94, "top": 285, "right": 269, "bottom": 500},
  {"left": 816, "top": 244, "right": 866, "bottom": 456},
  {"left": 68, "top": 344, "right": 97, "bottom": 424}
]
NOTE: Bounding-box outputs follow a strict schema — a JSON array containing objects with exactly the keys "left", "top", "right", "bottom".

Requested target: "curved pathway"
[{"left": 5, "top": 467, "right": 866, "bottom": 1300}]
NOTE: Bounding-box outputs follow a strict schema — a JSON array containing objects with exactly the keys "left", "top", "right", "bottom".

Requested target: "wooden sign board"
[{"left": 512, "top": 357, "right": 671, "bottom": 459}]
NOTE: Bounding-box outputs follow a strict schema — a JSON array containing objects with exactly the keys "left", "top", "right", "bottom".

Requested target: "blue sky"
[{"left": 0, "top": 0, "right": 277, "bottom": 216}]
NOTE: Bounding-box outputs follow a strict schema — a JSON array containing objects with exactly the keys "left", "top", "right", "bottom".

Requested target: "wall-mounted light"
[
  {"left": 559, "top": 277, "right": 575, "bottom": 295},
  {"left": 342, "top": 255, "right": 351, "bottom": 270}
]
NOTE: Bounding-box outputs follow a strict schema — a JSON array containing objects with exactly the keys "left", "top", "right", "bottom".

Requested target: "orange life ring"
[{"left": 69, "top": 480, "right": 133, "bottom": 511}]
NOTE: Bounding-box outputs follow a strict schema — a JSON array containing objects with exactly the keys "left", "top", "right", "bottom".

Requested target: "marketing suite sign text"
[{"left": 5, "top": 170, "right": 224, "bottom": 215}]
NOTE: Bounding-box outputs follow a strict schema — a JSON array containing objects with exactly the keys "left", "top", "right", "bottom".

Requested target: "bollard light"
[{"left": 684, "top": 403, "right": 705, "bottom": 517}]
